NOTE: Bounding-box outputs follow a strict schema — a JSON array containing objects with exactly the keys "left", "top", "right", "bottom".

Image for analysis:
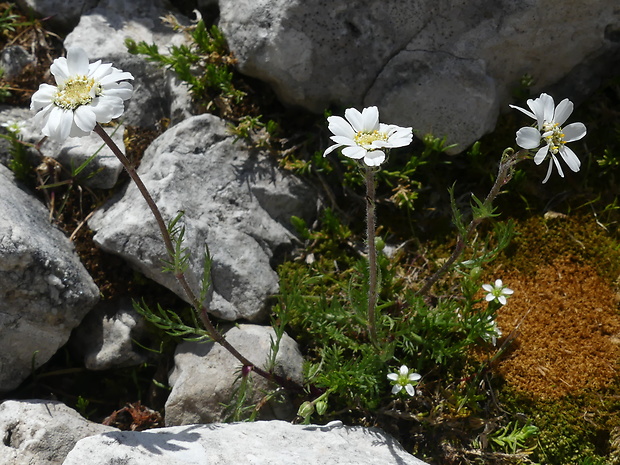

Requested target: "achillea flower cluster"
[
  {"left": 510, "top": 93, "right": 586, "bottom": 183},
  {"left": 30, "top": 47, "right": 134, "bottom": 142}
]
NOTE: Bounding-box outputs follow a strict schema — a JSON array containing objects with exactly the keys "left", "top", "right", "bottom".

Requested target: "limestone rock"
[
  {"left": 0, "top": 399, "right": 116, "bottom": 465},
  {"left": 71, "top": 298, "right": 150, "bottom": 371},
  {"left": 15, "top": 0, "right": 98, "bottom": 31},
  {"left": 0, "top": 164, "right": 99, "bottom": 393},
  {"left": 89, "top": 113, "right": 315, "bottom": 322},
  {"left": 218, "top": 0, "right": 620, "bottom": 151},
  {"left": 62, "top": 420, "right": 429, "bottom": 465},
  {"left": 165, "top": 324, "right": 303, "bottom": 425}
]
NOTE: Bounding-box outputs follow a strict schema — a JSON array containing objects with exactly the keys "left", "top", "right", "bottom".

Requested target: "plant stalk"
[
  {"left": 94, "top": 124, "right": 302, "bottom": 392},
  {"left": 416, "top": 148, "right": 524, "bottom": 296},
  {"left": 365, "top": 166, "right": 378, "bottom": 344}
]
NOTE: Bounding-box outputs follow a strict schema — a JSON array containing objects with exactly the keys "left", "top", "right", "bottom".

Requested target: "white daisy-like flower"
[
  {"left": 323, "top": 106, "right": 413, "bottom": 167},
  {"left": 30, "top": 47, "right": 134, "bottom": 143},
  {"left": 387, "top": 364, "right": 421, "bottom": 396},
  {"left": 482, "top": 279, "right": 514, "bottom": 306},
  {"left": 510, "top": 93, "right": 586, "bottom": 183},
  {"left": 1, "top": 119, "right": 26, "bottom": 134}
]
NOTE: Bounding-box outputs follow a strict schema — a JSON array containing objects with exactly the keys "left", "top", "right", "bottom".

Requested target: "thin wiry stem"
[
  {"left": 416, "top": 148, "right": 527, "bottom": 296},
  {"left": 94, "top": 123, "right": 303, "bottom": 392},
  {"left": 366, "top": 166, "right": 378, "bottom": 344}
]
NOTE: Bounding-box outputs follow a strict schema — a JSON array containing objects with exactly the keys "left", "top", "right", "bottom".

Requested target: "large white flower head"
[
  {"left": 510, "top": 93, "right": 586, "bottom": 183},
  {"left": 387, "top": 364, "right": 421, "bottom": 397},
  {"left": 30, "top": 47, "right": 134, "bottom": 143},
  {"left": 323, "top": 106, "right": 413, "bottom": 167}
]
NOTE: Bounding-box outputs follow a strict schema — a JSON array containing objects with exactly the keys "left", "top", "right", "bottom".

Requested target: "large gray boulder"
[
  {"left": 165, "top": 324, "right": 304, "bottom": 426},
  {"left": 62, "top": 420, "right": 429, "bottom": 465},
  {"left": 218, "top": 0, "right": 620, "bottom": 151},
  {"left": 0, "top": 165, "right": 99, "bottom": 393},
  {"left": 0, "top": 399, "right": 117, "bottom": 465},
  {"left": 89, "top": 113, "right": 315, "bottom": 322}
]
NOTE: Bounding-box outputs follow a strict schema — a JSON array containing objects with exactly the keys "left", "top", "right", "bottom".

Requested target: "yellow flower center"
[
  {"left": 52, "top": 75, "right": 101, "bottom": 110},
  {"left": 354, "top": 130, "right": 388, "bottom": 149},
  {"left": 542, "top": 122, "right": 565, "bottom": 155}
]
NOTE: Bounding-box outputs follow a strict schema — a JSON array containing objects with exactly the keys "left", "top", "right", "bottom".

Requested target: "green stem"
[
  {"left": 416, "top": 148, "right": 526, "bottom": 296},
  {"left": 94, "top": 124, "right": 302, "bottom": 392},
  {"left": 366, "top": 166, "right": 378, "bottom": 344}
]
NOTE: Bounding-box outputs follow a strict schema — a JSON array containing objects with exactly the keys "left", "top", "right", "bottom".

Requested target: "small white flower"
[
  {"left": 482, "top": 279, "right": 514, "bottom": 306},
  {"left": 387, "top": 364, "right": 421, "bottom": 396},
  {"left": 481, "top": 315, "right": 502, "bottom": 346},
  {"left": 323, "top": 106, "right": 413, "bottom": 167},
  {"left": 1, "top": 119, "right": 26, "bottom": 134},
  {"left": 510, "top": 93, "right": 586, "bottom": 183},
  {"left": 30, "top": 47, "right": 134, "bottom": 143}
]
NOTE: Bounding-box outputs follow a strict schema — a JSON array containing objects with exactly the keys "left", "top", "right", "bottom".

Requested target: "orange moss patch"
[{"left": 495, "top": 256, "right": 620, "bottom": 399}]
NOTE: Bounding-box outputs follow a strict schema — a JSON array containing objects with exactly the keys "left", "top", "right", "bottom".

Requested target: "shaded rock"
[
  {"left": 50, "top": 126, "right": 125, "bottom": 190},
  {"left": 89, "top": 113, "right": 316, "bottom": 322},
  {"left": 0, "top": 399, "right": 116, "bottom": 465},
  {"left": 71, "top": 298, "right": 150, "bottom": 371},
  {"left": 218, "top": 0, "right": 620, "bottom": 151},
  {"left": 0, "top": 45, "right": 35, "bottom": 80},
  {"left": 15, "top": 0, "right": 98, "bottom": 31},
  {"left": 165, "top": 324, "right": 303, "bottom": 426},
  {"left": 1, "top": 104, "right": 125, "bottom": 190},
  {"left": 62, "top": 420, "right": 429, "bottom": 465},
  {"left": 0, "top": 164, "right": 99, "bottom": 393}
]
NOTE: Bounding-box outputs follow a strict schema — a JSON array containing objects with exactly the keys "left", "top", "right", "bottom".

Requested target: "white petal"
[
  {"left": 562, "top": 122, "right": 586, "bottom": 142},
  {"left": 30, "top": 84, "right": 56, "bottom": 111},
  {"left": 399, "top": 365, "right": 409, "bottom": 376},
  {"left": 485, "top": 294, "right": 495, "bottom": 302},
  {"left": 387, "top": 373, "right": 398, "bottom": 381},
  {"left": 44, "top": 106, "right": 73, "bottom": 142},
  {"left": 342, "top": 145, "right": 366, "bottom": 159},
  {"left": 553, "top": 98, "right": 573, "bottom": 126},
  {"left": 404, "top": 384, "right": 415, "bottom": 396},
  {"left": 515, "top": 127, "right": 541, "bottom": 149},
  {"left": 533, "top": 145, "right": 550, "bottom": 165},
  {"left": 91, "top": 96, "right": 125, "bottom": 122},
  {"left": 364, "top": 150, "right": 385, "bottom": 166},
  {"left": 391, "top": 385, "right": 402, "bottom": 394},
  {"left": 360, "top": 106, "right": 379, "bottom": 132},
  {"left": 73, "top": 105, "right": 97, "bottom": 132},
  {"left": 330, "top": 135, "right": 356, "bottom": 146},
  {"left": 552, "top": 154, "right": 565, "bottom": 178},
  {"left": 503, "top": 287, "right": 514, "bottom": 295},
  {"left": 327, "top": 116, "right": 356, "bottom": 139},
  {"left": 66, "top": 47, "right": 90, "bottom": 75},
  {"left": 408, "top": 373, "right": 421, "bottom": 382},
  {"left": 540, "top": 94, "right": 555, "bottom": 126},
  {"left": 99, "top": 71, "right": 134, "bottom": 86},
  {"left": 494, "top": 279, "right": 503, "bottom": 287},
  {"left": 88, "top": 61, "right": 112, "bottom": 80},
  {"left": 482, "top": 284, "right": 493, "bottom": 292},
  {"left": 498, "top": 296, "right": 507, "bottom": 305},
  {"left": 509, "top": 104, "right": 536, "bottom": 120},
  {"left": 558, "top": 145, "right": 581, "bottom": 173},
  {"left": 50, "top": 57, "right": 70, "bottom": 84},
  {"left": 344, "top": 108, "right": 365, "bottom": 132},
  {"left": 323, "top": 143, "right": 343, "bottom": 157},
  {"left": 542, "top": 158, "right": 554, "bottom": 183},
  {"left": 102, "top": 82, "right": 134, "bottom": 101}
]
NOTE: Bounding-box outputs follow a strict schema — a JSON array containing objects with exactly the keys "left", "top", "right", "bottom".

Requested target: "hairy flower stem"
[
  {"left": 365, "top": 166, "right": 378, "bottom": 344},
  {"left": 417, "top": 148, "right": 525, "bottom": 296},
  {"left": 94, "top": 124, "right": 302, "bottom": 392}
]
